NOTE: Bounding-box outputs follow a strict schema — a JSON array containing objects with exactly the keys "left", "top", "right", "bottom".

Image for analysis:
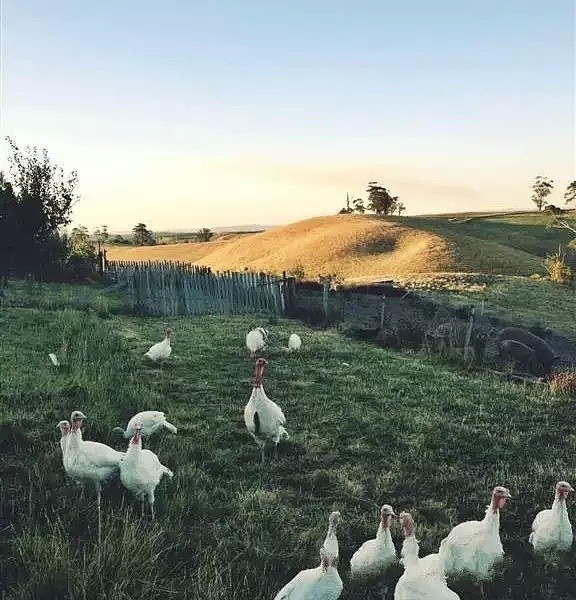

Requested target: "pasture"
[
  {"left": 105, "top": 212, "right": 576, "bottom": 282},
  {"left": 0, "top": 281, "right": 575, "bottom": 599}
]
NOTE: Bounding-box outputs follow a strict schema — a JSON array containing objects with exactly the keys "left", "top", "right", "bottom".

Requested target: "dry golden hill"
[{"left": 106, "top": 213, "right": 560, "bottom": 281}]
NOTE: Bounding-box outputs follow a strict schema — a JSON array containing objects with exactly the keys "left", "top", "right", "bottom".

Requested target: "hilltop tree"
[
  {"left": 531, "top": 175, "right": 554, "bottom": 211},
  {"left": 564, "top": 180, "right": 576, "bottom": 205},
  {"left": 338, "top": 193, "right": 353, "bottom": 214},
  {"left": 1, "top": 137, "right": 78, "bottom": 277},
  {"left": 132, "top": 222, "right": 155, "bottom": 246},
  {"left": 197, "top": 227, "right": 214, "bottom": 242},
  {"left": 352, "top": 197, "right": 365, "bottom": 214},
  {"left": 396, "top": 201, "right": 406, "bottom": 216},
  {"left": 366, "top": 181, "right": 398, "bottom": 215}
]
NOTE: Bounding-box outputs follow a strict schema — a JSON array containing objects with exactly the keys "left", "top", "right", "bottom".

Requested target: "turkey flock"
[{"left": 52, "top": 325, "right": 573, "bottom": 600}]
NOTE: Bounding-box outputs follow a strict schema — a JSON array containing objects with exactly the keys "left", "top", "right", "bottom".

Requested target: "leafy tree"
[
  {"left": 396, "top": 201, "right": 406, "bottom": 216},
  {"left": 531, "top": 175, "right": 554, "bottom": 211},
  {"left": 94, "top": 225, "right": 109, "bottom": 244},
  {"left": 197, "top": 227, "right": 214, "bottom": 242},
  {"left": 1, "top": 137, "right": 78, "bottom": 277},
  {"left": 112, "top": 234, "right": 130, "bottom": 245},
  {"left": 68, "top": 225, "right": 97, "bottom": 274},
  {"left": 366, "top": 181, "right": 397, "bottom": 215},
  {"left": 352, "top": 197, "right": 365, "bottom": 214},
  {"left": 70, "top": 225, "right": 90, "bottom": 247},
  {"left": 564, "top": 180, "right": 576, "bottom": 205},
  {"left": 132, "top": 222, "right": 155, "bottom": 246},
  {"left": 0, "top": 172, "right": 18, "bottom": 279}
]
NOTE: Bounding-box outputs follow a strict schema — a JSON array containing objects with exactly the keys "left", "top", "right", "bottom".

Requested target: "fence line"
[{"left": 105, "top": 260, "right": 289, "bottom": 316}]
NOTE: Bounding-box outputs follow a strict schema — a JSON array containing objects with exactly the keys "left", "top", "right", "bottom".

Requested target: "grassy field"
[
  {"left": 1, "top": 282, "right": 576, "bottom": 599},
  {"left": 390, "top": 274, "right": 576, "bottom": 337},
  {"left": 105, "top": 212, "right": 575, "bottom": 281}
]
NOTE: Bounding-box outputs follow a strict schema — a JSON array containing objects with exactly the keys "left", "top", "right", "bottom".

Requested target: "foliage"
[
  {"left": 544, "top": 249, "right": 574, "bottom": 285},
  {"left": 531, "top": 175, "right": 554, "bottom": 211},
  {"left": 352, "top": 197, "right": 365, "bottom": 214},
  {"left": 66, "top": 226, "right": 98, "bottom": 278},
  {"left": 1, "top": 138, "right": 79, "bottom": 278},
  {"left": 112, "top": 234, "right": 132, "bottom": 245},
  {"left": 563, "top": 180, "right": 576, "bottom": 205},
  {"left": 93, "top": 225, "right": 109, "bottom": 244},
  {"left": 132, "top": 222, "right": 155, "bottom": 246},
  {"left": 366, "top": 181, "right": 399, "bottom": 215},
  {"left": 0, "top": 283, "right": 574, "bottom": 599},
  {"left": 197, "top": 227, "right": 214, "bottom": 242},
  {"left": 288, "top": 261, "right": 306, "bottom": 280}
]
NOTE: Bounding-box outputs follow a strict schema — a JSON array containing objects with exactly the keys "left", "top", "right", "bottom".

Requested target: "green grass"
[
  {"left": 1, "top": 282, "right": 576, "bottom": 599},
  {"left": 397, "top": 274, "right": 576, "bottom": 337},
  {"left": 394, "top": 212, "right": 575, "bottom": 276}
]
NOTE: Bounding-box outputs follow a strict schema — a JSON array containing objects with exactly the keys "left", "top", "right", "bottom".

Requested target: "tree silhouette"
[
  {"left": 531, "top": 175, "right": 554, "bottom": 211},
  {"left": 352, "top": 197, "right": 365, "bottom": 213},
  {"left": 132, "top": 223, "right": 155, "bottom": 246},
  {"left": 366, "top": 182, "right": 397, "bottom": 215},
  {"left": 338, "top": 193, "right": 353, "bottom": 214},
  {"left": 564, "top": 180, "right": 576, "bottom": 205},
  {"left": 1, "top": 137, "right": 78, "bottom": 278},
  {"left": 197, "top": 228, "right": 214, "bottom": 242}
]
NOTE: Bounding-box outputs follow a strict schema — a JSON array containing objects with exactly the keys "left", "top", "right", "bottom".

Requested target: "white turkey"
[
  {"left": 246, "top": 326, "right": 268, "bottom": 357},
  {"left": 119, "top": 422, "right": 174, "bottom": 519},
  {"left": 63, "top": 410, "right": 125, "bottom": 542},
  {"left": 57, "top": 420, "right": 71, "bottom": 459},
  {"left": 350, "top": 504, "right": 397, "bottom": 579},
  {"left": 243, "top": 358, "right": 288, "bottom": 463},
  {"left": 144, "top": 328, "right": 172, "bottom": 363},
  {"left": 273, "top": 546, "right": 343, "bottom": 600},
  {"left": 112, "top": 411, "right": 177, "bottom": 441},
  {"left": 321, "top": 511, "right": 341, "bottom": 565},
  {"left": 529, "top": 480, "right": 574, "bottom": 552},
  {"left": 395, "top": 512, "right": 460, "bottom": 600},
  {"left": 287, "top": 333, "right": 302, "bottom": 352},
  {"left": 438, "top": 486, "right": 511, "bottom": 580}
]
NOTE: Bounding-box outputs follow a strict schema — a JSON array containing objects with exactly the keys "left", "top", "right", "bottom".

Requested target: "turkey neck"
[
  {"left": 125, "top": 431, "right": 142, "bottom": 463},
  {"left": 376, "top": 516, "right": 393, "bottom": 541},
  {"left": 552, "top": 493, "right": 570, "bottom": 522},
  {"left": 482, "top": 503, "right": 501, "bottom": 532},
  {"left": 67, "top": 422, "right": 82, "bottom": 452},
  {"left": 326, "top": 521, "right": 339, "bottom": 539},
  {"left": 401, "top": 535, "right": 420, "bottom": 568}
]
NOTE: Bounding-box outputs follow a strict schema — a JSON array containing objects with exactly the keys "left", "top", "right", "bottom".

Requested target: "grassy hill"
[
  {"left": 1, "top": 282, "right": 575, "bottom": 599},
  {"left": 106, "top": 212, "right": 575, "bottom": 281}
]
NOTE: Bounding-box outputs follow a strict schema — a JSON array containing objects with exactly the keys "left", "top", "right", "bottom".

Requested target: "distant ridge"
[{"left": 108, "top": 224, "right": 275, "bottom": 236}]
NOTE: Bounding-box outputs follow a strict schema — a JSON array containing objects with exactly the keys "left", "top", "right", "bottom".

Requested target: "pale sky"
[{"left": 0, "top": 1, "right": 574, "bottom": 232}]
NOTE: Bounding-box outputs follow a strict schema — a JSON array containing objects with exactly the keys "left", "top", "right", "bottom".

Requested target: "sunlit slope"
[{"left": 107, "top": 213, "right": 570, "bottom": 278}]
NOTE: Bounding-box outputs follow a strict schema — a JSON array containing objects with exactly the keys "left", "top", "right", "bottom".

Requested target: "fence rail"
[{"left": 105, "top": 260, "right": 288, "bottom": 316}]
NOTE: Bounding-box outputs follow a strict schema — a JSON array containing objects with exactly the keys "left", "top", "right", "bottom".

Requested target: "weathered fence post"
[
  {"left": 322, "top": 281, "right": 329, "bottom": 317},
  {"left": 379, "top": 295, "right": 387, "bottom": 330},
  {"left": 463, "top": 306, "right": 476, "bottom": 361}
]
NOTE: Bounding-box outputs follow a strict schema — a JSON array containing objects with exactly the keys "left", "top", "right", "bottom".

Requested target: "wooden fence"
[{"left": 105, "top": 260, "right": 289, "bottom": 316}]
